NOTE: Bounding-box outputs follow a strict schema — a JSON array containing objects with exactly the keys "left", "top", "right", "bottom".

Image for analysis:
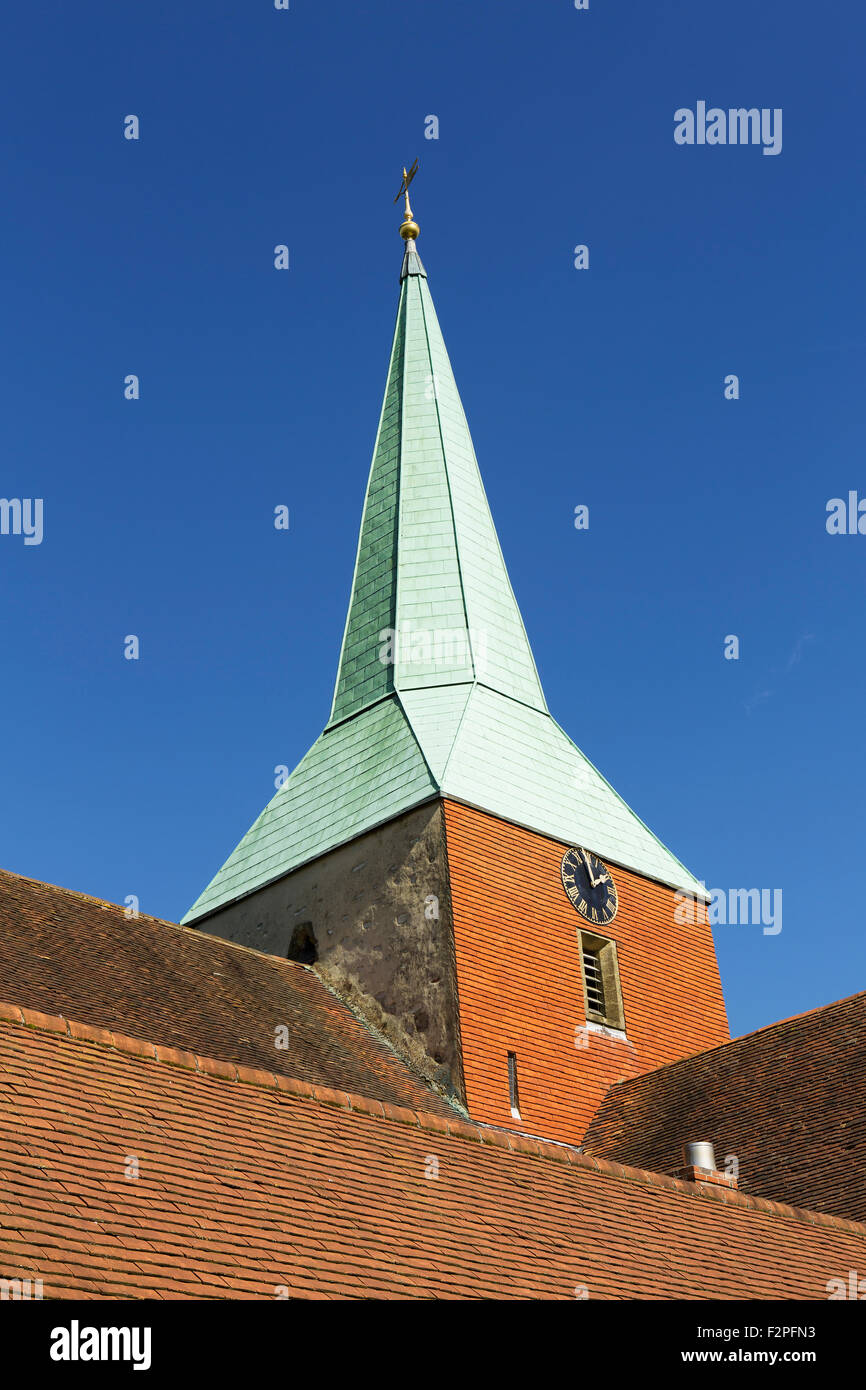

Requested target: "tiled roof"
[
  {"left": 0, "top": 867, "right": 457, "bottom": 1118},
  {"left": 1, "top": 1003, "right": 864, "bottom": 1300},
  {"left": 583, "top": 991, "right": 866, "bottom": 1222}
]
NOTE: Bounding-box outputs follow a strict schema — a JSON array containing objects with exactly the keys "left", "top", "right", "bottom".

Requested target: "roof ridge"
[
  {"left": 726, "top": 987, "right": 866, "bottom": 1042},
  {"left": 0, "top": 864, "right": 325, "bottom": 972},
  {"left": 605, "top": 987, "right": 866, "bottom": 1095},
  {"left": 0, "top": 865, "right": 176, "bottom": 922},
  {"left": 3, "top": 996, "right": 864, "bottom": 1239}
]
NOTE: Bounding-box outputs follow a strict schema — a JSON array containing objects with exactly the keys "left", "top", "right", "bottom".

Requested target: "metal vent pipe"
[{"left": 683, "top": 1141, "right": 717, "bottom": 1171}]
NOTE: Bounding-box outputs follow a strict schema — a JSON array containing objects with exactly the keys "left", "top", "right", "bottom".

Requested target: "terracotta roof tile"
[
  {"left": 0, "top": 867, "right": 457, "bottom": 1118},
  {"left": 583, "top": 990, "right": 866, "bottom": 1221},
  {"left": 1, "top": 1007, "right": 864, "bottom": 1300}
]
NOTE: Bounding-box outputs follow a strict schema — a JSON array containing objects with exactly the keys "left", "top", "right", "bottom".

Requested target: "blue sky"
[{"left": 1, "top": 0, "right": 863, "bottom": 1039}]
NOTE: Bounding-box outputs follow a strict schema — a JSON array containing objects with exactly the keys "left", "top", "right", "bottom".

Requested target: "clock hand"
[{"left": 582, "top": 849, "right": 600, "bottom": 888}]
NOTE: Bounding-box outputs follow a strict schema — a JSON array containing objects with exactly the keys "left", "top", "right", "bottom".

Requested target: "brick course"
[{"left": 443, "top": 799, "right": 729, "bottom": 1145}]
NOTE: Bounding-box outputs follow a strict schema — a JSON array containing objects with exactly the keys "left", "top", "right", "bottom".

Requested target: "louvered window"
[
  {"left": 582, "top": 946, "right": 606, "bottom": 1017},
  {"left": 578, "top": 931, "right": 626, "bottom": 1032}
]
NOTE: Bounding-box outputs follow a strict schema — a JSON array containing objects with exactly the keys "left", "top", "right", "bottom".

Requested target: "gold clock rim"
[{"left": 560, "top": 846, "right": 619, "bottom": 924}]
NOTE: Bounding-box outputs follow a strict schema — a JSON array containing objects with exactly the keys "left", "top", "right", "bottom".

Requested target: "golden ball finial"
[{"left": 400, "top": 215, "right": 420, "bottom": 241}]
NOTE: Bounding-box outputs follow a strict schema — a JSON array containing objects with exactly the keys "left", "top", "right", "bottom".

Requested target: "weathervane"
[{"left": 394, "top": 159, "right": 420, "bottom": 240}]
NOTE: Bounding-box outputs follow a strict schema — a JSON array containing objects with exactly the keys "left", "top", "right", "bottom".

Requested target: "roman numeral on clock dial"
[{"left": 560, "top": 847, "right": 618, "bottom": 926}]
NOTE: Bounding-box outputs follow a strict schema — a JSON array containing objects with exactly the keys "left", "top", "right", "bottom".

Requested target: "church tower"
[{"left": 184, "top": 175, "right": 729, "bottom": 1145}]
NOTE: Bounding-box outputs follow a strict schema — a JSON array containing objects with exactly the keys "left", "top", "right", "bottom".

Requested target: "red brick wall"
[{"left": 443, "top": 799, "right": 729, "bottom": 1147}]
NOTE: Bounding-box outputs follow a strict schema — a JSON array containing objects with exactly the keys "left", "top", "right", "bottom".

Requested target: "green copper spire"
[
  {"left": 329, "top": 211, "right": 546, "bottom": 727},
  {"left": 183, "top": 190, "right": 706, "bottom": 926}
]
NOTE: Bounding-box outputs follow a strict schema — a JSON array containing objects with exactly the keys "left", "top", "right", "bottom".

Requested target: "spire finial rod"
[{"left": 394, "top": 159, "right": 420, "bottom": 240}]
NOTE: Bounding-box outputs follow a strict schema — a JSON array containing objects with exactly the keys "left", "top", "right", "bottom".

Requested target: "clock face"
[{"left": 561, "top": 848, "right": 618, "bottom": 926}]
